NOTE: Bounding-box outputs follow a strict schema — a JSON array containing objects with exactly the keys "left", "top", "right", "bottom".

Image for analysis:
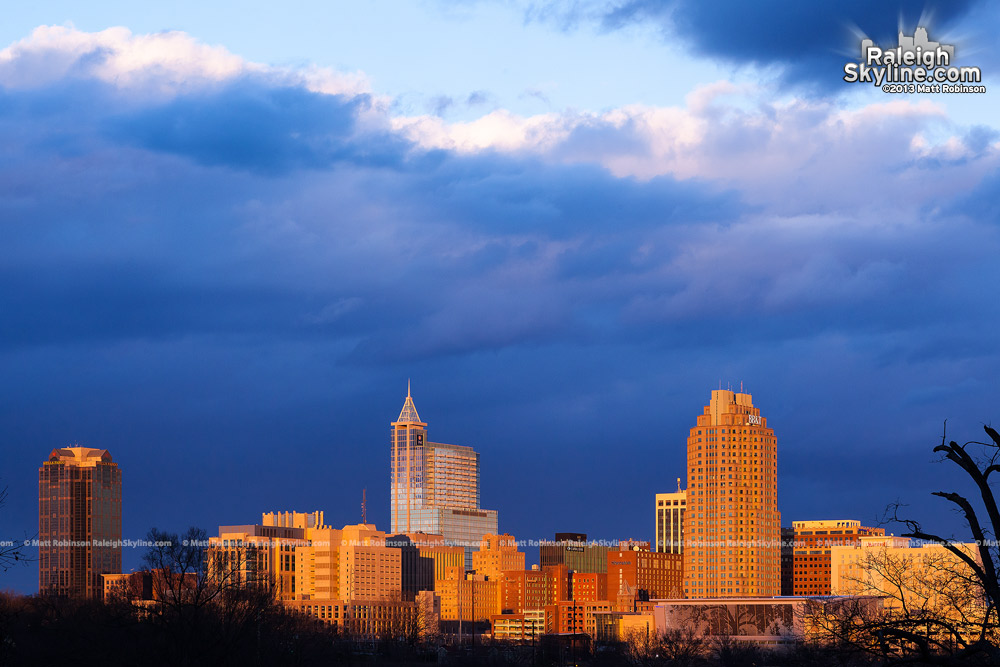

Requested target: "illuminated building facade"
[
  {"left": 655, "top": 487, "right": 686, "bottom": 554},
  {"left": 540, "top": 533, "right": 610, "bottom": 573},
  {"left": 390, "top": 385, "right": 498, "bottom": 565},
  {"left": 499, "top": 569, "right": 552, "bottom": 614},
  {"left": 473, "top": 533, "right": 525, "bottom": 579},
  {"left": 569, "top": 571, "right": 607, "bottom": 602},
  {"left": 792, "top": 519, "right": 884, "bottom": 596},
  {"left": 831, "top": 535, "right": 981, "bottom": 614},
  {"left": 490, "top": 609, "right": 545, "bottom": 641},
  {"left": 208, "top": 522, "right": 308, "bottom": 599},
  {"left": 38, "top": 447, "right": 122, "bottom": 599},
  {"left": 607, "top": 545, "right": 683, "bottom": 603},
  {"left": 436, "top": 566, "right": 500, "bottom": 622},
  {"left": 683, "top": 389, "right": 781, "bottom": 598}
]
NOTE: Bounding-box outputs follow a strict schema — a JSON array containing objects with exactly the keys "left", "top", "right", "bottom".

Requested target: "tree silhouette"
[
  {"left": 816, "top": 424, "right": 1000, "bottom": 663},
  {"left": 0, "top": 486, "right": 34, "bottom": 574}
]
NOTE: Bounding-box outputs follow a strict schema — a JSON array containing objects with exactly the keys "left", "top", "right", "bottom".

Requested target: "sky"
[{"left": 1, "top": 1, "right": 999, "bottom": 594}]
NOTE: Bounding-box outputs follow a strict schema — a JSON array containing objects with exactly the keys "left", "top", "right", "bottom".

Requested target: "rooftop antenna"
[
  {"left": 676, "top": 477, "right": 682, "bottom": 493},
  {"left": 362, "top": 488, "right": 367, "bottom": 525},
  {"left": 407, "top": 378, "right": 411, "bottom": 397},
  {"left": 740, "top": 380, "right": 743, "bottom": 393}
]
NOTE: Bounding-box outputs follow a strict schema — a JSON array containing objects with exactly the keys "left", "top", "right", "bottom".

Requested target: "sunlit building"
[
  {"left": 831, "top": 535, "right": 981, "bottom": 614},
  {"left": 390, "top": 384, "right": 498, "bottom": 566},
  {"left": 403, "top": 531, "right": 467, "bottom": 582},
  {"left": 490, "top": 609, "right": 545, "bottom": 641},
  {"left": 792, "top": 519, "right": 884, "bottom": 596},
  {"left": 683, "top": 389, "right": 781, "bottom": 598},
  {"left": 38, "top": 447, "right": 122, "bottom": 599},
  {"left": 540, "top": 533, "right": 611, "bottom": 573},
  {"left": 473, "top": 533, "right": 525, "bottom": 579},
  {"left": 544, "top": 599, "right": 617, "bottom": 635},
  {"left": 208, "top": 521, "right": 308, "bottom": 598},
  {"left": 499, "top": 568, "right": 552, "bottom": 614},
  {"left": 436, "top": 566, "right": 499, "bottom": 622},
  {"left": 608, "top": 544, "right": 683, "bottom": 605},
  {"left": 655, "top": 485, "right": 686, "bottom": 554},
  {"left": 569, "top": 571, "right": 607, "bottom": 602}
]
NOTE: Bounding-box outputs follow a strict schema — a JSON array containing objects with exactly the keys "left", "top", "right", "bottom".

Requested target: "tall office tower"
[
  {"left": 38, "top": 447, "right": 122, "bottom": 598},
  {"left": 683, "top": 389, "right": 780, "bottom": 598},
  {"left": 390, "top": 384, "right": 498, "bottom": 566},
  {"left": 655, "top": 484, "right": 686, "bottom": 554}
]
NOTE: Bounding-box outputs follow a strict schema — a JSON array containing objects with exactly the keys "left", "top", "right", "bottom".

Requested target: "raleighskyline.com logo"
[{"left": 843, "top": 27, "right": 985, "bottom": 94}]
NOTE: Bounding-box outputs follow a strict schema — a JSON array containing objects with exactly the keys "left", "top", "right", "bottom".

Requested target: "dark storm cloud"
[
  {"left": 0, "top": 59, "right": 741, "bottom": 365},
  {"left": 106, "top": 81, "right": 410, "bottom": 173},
  {"left": 400, "top": 152, "right": 740, "bottom": 237},
  {"left": 531, "top": 0, "right": 985, "bottom": 90}
]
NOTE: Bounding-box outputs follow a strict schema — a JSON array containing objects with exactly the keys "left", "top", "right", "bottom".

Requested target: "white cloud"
[
  {"left": 391, "top": 109, "right": 571, "bottom": 152},
  {"left": 393, "top": 83, "right": 997, "bottom": 216},
  {"left": 0, "top": 25, "right": 373, "bottom": 100}
]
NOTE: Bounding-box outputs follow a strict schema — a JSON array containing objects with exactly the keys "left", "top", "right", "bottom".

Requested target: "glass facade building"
[
  {"left": 39, "top": 447, "right": 122, "bottom": 599},
  {"left": 390, "top": 386, "right": 498, "bottom": 566}
]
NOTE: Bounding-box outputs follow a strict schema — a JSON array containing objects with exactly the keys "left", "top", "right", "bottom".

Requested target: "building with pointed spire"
[{"left": 390, "top": 384, "right": 498, "bottom": 566}]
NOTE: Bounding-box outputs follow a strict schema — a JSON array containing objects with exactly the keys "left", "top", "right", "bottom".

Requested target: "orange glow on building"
[
  {"left": 607, "top": 546, "right": 683, "bottom": 604},
  {"left": 473, "top": 533, "right": 525, "bottom": 579},
  {"left": 39, "top": 447, "right": 122, "bottom": 599},
  {"left": 683, "top": 390, "right": 781, "bottom": 598},
  {"left": 792, "top": 519, "right": 884, "bottom": 596},
  {"left": 569, "top": 571, "right": 608, "bottom": 602}
]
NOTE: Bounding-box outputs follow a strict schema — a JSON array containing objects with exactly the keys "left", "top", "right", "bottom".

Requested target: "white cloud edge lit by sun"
[
  {"left": 0, "top": 24, "right": 996, "bottom": 198},
  {"left": 0, "top": 25, "right": 374, "bottom": 101}
]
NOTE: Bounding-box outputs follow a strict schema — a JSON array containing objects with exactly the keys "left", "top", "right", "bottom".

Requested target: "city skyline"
[
  {"left": 6, "top": 379, "right": 986, "bottom": 597},
  {"left": 0, "top": 0, "right": 997, "bottom": 598}
]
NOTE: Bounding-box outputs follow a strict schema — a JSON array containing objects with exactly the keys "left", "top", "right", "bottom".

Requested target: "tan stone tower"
[{"left": 683, "top": 390, "right": 779, "bottom": 597}]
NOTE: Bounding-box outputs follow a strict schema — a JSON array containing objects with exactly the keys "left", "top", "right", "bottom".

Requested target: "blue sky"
[{"left": 1, "top": 1, "right": 999, "bottom": 594}]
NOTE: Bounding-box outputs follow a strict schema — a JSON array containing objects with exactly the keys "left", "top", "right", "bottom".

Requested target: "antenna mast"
[{"left": 362, "top": 488, "right": 367, "bottom": 525}]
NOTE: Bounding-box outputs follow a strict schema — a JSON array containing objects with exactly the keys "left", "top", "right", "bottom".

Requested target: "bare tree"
[
  {"left": 815, "top": 424, "right": 1000, "bottom": 663},
  {"left": 0, "top": 486, "right": 33, "bottom": 574},
  {"left": 140, "top": 527, "right": 280, "bottom": 664}
]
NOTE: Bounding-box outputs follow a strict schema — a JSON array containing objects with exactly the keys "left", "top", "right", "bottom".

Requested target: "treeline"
[
  {"left": 0, "top": 591, "right": 352, "bottom": 666},
  {"left": 3, "top": 591, "right": 996, "bottom": 667}
]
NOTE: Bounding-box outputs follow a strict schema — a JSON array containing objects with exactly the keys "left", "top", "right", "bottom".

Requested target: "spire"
[{"left": 397, "top": 382, "right": 421, "bottom": 423}]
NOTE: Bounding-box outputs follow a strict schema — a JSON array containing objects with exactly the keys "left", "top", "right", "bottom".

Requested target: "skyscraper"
[
  {"left": 390, "top": 384, "right": 498, "bottom": 566},
  {"left": 38, "top": 447, "right": 122, "bottom": 598},
  {"left": 683, "top": 389, "right": 780, "bottom": 598}
]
